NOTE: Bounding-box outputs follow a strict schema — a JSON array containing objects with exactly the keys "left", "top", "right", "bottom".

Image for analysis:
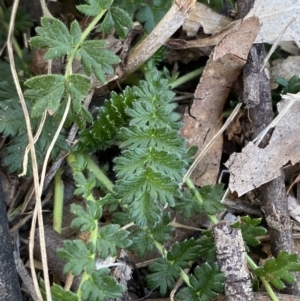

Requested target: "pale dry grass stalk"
[{"left": 6, "top": 1, "right": 52, "bottom": 300}]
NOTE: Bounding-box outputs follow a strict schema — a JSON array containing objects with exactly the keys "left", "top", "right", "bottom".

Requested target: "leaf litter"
[{"left": 226, "top": 95, "right": 300, "bottom": 196}]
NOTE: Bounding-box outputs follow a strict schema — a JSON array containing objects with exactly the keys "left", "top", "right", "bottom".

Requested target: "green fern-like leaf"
[
  {"left": 146, "top": 257, "right": 180, "bottom": 295},
  {"left": 50, "top": 283, "right": 79, "bottom": 301},
  {"left": 129, "top": 214, "right": 174, "bottom": 257},
  {"left": 176, "top": 263, "right": 225, "bottom": 301},
  {"left": 231, "top": 216, "right": 267, "bottom": 247},
  {"left": 147, "top": 238, "right": 202, "bottom": 295},
  {"left": 0, "top": 6, "right": 33, "bottom": 47},
  {"left": 113, "top": 66, "right": 188, "bottom": 226},
  {"left": 78, "top": 40, "right": 120, "bottom": 83},
  {"left": 78, "top": 87, "right": 136, "bottom": 151},
  {"left": 254, "top": 251, "right": 300, "bottom": 289},
  {"left": 71, "top": 201, "right": 102, "bottom": 232}
]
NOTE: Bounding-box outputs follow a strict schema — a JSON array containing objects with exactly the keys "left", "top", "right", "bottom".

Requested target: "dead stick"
[{"left": 123, "top": 0, "right": 196, "bottom": 77}]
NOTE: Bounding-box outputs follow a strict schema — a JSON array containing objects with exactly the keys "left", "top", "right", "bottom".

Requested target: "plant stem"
[
  {"left": 246, "top": 255, "right": 279, "bottom": 301},
  {"left": 169, "top": 67, "right": 204, "bottom": 89},
  {"left": 67, "top": 153, "right": 99, "bottom": 301},
  {"left": 151, "top": 236, "right": 192, "bottom": 288},
  {"left": 84, "top": 153, "right": 114, "bottom": 193},
  {"left": 53, "top": 167, "right": 64, "bottom": 233},
  {"left": 77, "top": 209, "right": 99, "bottom": 301},
  {"left": 65, "top": 9, "right": 107, "bottom": 77},
  {"left": 185, "top": 178, "right": 218, "bottom": 225}
]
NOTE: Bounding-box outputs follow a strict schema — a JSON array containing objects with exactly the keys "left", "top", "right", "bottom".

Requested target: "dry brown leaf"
[
  {"left": 225, "top": 109, "right": 244, "bottom": 141},
  {"left": 181, "top": 17, "right": 260, "bottom": 186},
  {"left": 225, "top": 98, "right": 300, "bottom": 196},
  {"left": 182, "top": 2, "right": 232, "bottom": 37},
  {"left": 168, "top": 1, "right": 300, "bottom": 51}
]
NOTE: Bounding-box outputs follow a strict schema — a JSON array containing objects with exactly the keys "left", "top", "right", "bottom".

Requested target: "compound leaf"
[
  {"left": 231, "top": 216, "right": 267, "bottom": 247},
  {"left": 71, "top": 201, "right": 102, "bottom": 232},
  {"left": 167, "top": 239, "right": 202, "bottom": 269},
  {"left": 24, "top": 74, "right": 65, "bottom": 117},
  {"left": 197, "top": 231, "right": 217, "bottom": 263},
  {"left": 30, "top": 17, "right": 76, "bottom": 59},
  {"left": 4, "top": 117, "right": 68, "bottom": 174},
  {"left": 67, "top": 74, "right": 91, "bottom": 113},
  {"left": 129, "top": 191, "right": 162, "bottom": 227},
  {"left": 79, "top": 40, "right": 120, "bottom": 83},
  {"left": 173, "top": 190, "right": 202, "bottom": 219},
  {"left": 81, "top": 268, "right": 124, "bottom": 301},
  {"left": 78, "top": 87, "right": 136, "bottom": 151},
  {"left": 130, "top": 214, "right": 173, "bottom": 257},
  {"left": 57, "top": 240, "right": 95, "bottom": 275},
  {"left": 101, "top": 7, "right": 132, "bottom": 39},
  {"left": 147, "top": 257, "right": 180, "bottom": 295},
  {"left": 114, "top": 147, "right": 184, "bottom": 181},
  {"left": 115, "top": 168, "right": 178, "bottom": 206},
  {"left": 96, "top": 224, "right": 131, "bottom": 258},
  {"left": 199, "top": 184, "right": 225, "bottom": 216},
  {"left": 254, "top": 251, "right": 300, "bottom": 289},
  {"left": 73, "top": 171, "right": 96, "bottom": 198},
  {"left": 176, "top": 263, "right": 225, "bottom": 301},
  {"left": 120, "top": 126, "right": 185, "bottom": 154}
]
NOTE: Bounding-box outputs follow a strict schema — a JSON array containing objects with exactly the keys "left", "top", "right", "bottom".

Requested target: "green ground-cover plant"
[{"left": 2, "top": 1, "right": 300, "bottom": 301}]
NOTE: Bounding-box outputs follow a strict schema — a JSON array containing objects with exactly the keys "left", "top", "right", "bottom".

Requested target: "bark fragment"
[{"left": 213, "top": 221, "right": 253, "bottom": 301}]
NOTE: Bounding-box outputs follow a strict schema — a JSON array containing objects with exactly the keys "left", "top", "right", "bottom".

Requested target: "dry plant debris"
[
  {"left": 181, "top": 16, "right": 260, "bottom": 186},
  {"left": 245, "top": 0, "right": 300, "bottom": 43},
  {"left": 225, "top": 97, "right": 300, "bottom": 196},
  {"left": 182, "top": 2, "right": 233, "bottom": 37}
]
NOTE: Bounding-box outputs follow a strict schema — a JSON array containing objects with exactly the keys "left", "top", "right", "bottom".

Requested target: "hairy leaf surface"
[
  {"left": 96, "top": 224, "right": 132, "bottom": 258},
  {"left": 67, "top": 74, "right": 91, "bottom": 113},
  {"left": 78, "top": 40, "right": 120, "bottom": 83},
  {"left": 100, "top": 7, "right": 132, "bottom": 39},
  {"left": 81, "top": 269, "right": 124, "bottom": 301},
  {"left": 24, "top": 74, "right": 65, "bottom": 117},
  {"left": 77, "top": 0, "right": 113, "bottom": 16},
  {"left": 30, "top": 17, "right": 77, "bottom": 59},
  {"left": 58, "top": 240, "right": 95, "bottom": 275}
]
